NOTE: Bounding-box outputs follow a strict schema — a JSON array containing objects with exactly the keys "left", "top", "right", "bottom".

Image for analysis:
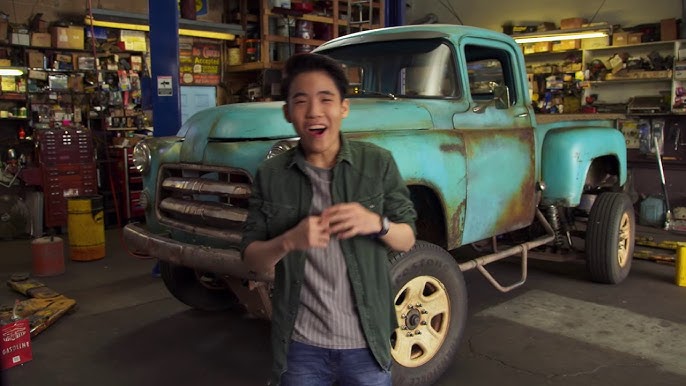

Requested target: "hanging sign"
[{"left": 157, "top": 76, "right": 173, "bottom": 96}]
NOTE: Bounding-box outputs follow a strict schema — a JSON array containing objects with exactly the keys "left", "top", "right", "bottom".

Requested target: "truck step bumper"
[{"left": 122, "top": 223, "right": 273, "bottom": 282}]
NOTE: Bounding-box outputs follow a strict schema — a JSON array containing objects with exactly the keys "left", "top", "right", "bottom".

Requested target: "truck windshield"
[{"left": 321, "top": 39, "right": 459, "bottom": 99}]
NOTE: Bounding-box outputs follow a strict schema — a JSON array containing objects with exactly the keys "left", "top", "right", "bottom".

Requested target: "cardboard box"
[
  {"left": 30, "top": 32, "right": 51, "bottom": 47},
  {"left": 628, "top": 32, "right": 643, "bottom": 45},
  {"left": 613, "top": 32, "right": 629, "bottom": 46},
  {"left": 1, "top": 319, "right": 32, "bottom": 370},
  {"left": 11, "top": 32, "right": 30, "bottom": 46},
  {"left": 76, "top": 56, "right": 96, "bottom": 70},
  {"left": 661, "top": 18, "right": 677, "bottom": 41},
  {"left": 51, "top": 26, "right": 84, "bottom": 50},
  {"left": 27, "top": 51, "right": 45, "bottom": 68},
  {"left": 581, "top": 36, "right": 610, "bottom": 49},
  {"left": 552, "top": 39, "right": 581, "bottom": 52},
  {"left": 533, "top": 41, "right": 552, "bottom": 53},
  {"left": 560, "top": 17, "right": 587, "bottom": 29},
  {"left": 521, "top": 44, "right": 535, "bottom": 55}
]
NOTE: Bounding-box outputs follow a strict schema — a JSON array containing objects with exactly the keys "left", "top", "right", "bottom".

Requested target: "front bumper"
[{"left": 123, "top": 223, "right": 274, "bottom": 282}]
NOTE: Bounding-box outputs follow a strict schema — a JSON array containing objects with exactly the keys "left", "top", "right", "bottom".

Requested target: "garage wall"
[
  {"left": 405, "top": 0, "right": 682, "bottom": 32},
  {"left": 0, "top": 0, "right": 223, "bottom": 26}
]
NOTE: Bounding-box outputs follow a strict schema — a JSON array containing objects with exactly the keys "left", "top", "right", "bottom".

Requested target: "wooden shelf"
[
  {"left": 0, "top": 93, "right": 28, "bottom": 101},
  {"left": 586, "top": 78, "right": 673, "bottom": 85},
  {"left": 226, "top": 61, "right": 283, "bottom": 73}
]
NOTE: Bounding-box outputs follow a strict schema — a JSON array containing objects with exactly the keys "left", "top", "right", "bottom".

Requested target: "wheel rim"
[
  {"left": 617, "top": 212, "right": 631, "bottom": 267},
  {"left": 391, "top": 275, "right": 450, "bottom": 368}
]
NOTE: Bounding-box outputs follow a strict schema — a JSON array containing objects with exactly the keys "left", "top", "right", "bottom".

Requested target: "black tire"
[
  {"left": 586, "top": 192, "right": 635, "bottom": 284},
  {"left": 388, "top": 241, "right": 467, "bottom": 386},
  {"left": 159, "top": 261, "right": 240, "bottom": 311}
]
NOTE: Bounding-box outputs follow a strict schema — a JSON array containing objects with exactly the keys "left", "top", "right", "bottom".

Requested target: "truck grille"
[{"left": 156, "top": 164, "right": 252, "bottom": 244}]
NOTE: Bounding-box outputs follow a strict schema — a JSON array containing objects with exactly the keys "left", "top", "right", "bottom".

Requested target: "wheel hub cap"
[{"left": 392, "top": 275, "right": 451, "bottom": 368}]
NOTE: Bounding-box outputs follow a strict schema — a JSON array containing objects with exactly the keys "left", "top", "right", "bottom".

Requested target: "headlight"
[
  {"left": 132, "top": 141, "right": 151, "bottom": 174},
  {"left": 266, "top": 138, "right": 299, "bottom": 159}
]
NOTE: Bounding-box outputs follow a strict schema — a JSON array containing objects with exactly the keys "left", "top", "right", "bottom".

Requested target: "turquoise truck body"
[{"left": 123, "top": 24, "right": 633, "bottom": 385}]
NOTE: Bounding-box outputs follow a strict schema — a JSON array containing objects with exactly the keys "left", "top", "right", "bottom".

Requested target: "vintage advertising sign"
[
  {"left": 1, "top": 319, "right": 32, "bottom": 370},
  {"left": 180, "top": 37, "right": 221, "bottom": 86}
]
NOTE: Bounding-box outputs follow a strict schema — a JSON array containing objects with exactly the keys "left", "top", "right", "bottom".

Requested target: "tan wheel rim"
[
  {"left": 391, "top": 275, "right": 450, "bottom": 368},
  {"left": 617, "top": 212, "right": 631, "bottom": 267}
]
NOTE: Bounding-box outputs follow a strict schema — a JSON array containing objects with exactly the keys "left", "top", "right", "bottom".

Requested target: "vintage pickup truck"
[{"left": 123, "top": 25, "right": 635, "bottom": 385}]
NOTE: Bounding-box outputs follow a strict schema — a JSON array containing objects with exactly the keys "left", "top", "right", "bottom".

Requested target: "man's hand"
[
  {"left": 283, "top": 215, "right": 331, "bottom": 251},
  {"left": 322, "top": 203, "right": 380, "bottom": 240}
]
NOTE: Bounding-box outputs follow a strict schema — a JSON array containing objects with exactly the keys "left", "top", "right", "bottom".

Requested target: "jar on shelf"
[{"left": 245, "top": 39, "right": 260, "bottom": 62}]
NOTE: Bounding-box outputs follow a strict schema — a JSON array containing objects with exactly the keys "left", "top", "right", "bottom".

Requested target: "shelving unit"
[
  {"left": 523, "top": 39, "right": 685, "bottom": 115},
  {"left": 223, "top": 0, "right": 384, "bottom": 102}
]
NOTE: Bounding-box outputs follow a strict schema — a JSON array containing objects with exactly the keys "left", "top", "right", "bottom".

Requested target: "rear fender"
[{"left": 541, "top": 127, "right": 626, "bottom": 207}]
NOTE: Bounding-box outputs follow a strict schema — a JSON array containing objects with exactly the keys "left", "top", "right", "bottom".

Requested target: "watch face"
[{"left": 380, "top": 216, "right": 390, "bottom": 236}]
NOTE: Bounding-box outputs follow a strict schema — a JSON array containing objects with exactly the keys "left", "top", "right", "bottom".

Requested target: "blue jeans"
[{"left": 280, "top": 341, "right": 392, "bottom": 386}]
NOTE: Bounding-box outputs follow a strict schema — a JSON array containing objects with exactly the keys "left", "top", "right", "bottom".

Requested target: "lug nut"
[
  {"left": 415, "top": 331, "right": 421, "bottom": 335},
  {"left": 406, "top": 332, "right": 413, "bottom": 337},
  {"left": 421, "top": 321, "right": 427, "bottom": 325},
  {"left": 401, "top": 326, "right": 407, "bottom": 330},
  {"left": 408, "top": 305, "right": 413, "bottom": 309},
  {"left": 401, "top": 314, "right": 406, "bottom": 318},
  {"left": 421, "top": 310, "right": 428, "bottom": 314},
  {"left": 416, "top": 303, "right": 422, "bottom": 307}
]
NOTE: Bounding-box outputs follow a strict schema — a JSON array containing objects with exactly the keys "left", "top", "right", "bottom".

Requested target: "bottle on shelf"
[{"left": 17, "top": 126, "right": 26, "bottom": 140}]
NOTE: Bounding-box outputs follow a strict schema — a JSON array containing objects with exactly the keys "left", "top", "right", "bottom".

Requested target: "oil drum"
[{"left": 67, "top": 195, "right": 105, "bottom": 261}]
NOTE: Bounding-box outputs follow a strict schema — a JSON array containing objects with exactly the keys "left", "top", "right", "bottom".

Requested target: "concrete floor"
[{"left": 1, "top": 227, "right": 685, "bottom": 386}]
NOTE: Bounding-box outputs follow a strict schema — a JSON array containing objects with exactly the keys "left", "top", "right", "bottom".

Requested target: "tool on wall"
[{"left": 654, "top": 136, "right": 672, "bottom": 230}]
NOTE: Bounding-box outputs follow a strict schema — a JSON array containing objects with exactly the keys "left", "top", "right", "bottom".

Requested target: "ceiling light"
[
  {"left": 0, "top": 68, "right": 24, "bottom": 76},
  {"left": 85, "top": 8, "right": 244, "bottom": 41},
  {"left": 513, "top": 26, "right": 612, "bottom": 44}
]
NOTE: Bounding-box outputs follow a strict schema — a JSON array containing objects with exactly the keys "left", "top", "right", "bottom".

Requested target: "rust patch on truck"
[
  {"left": 449, "top": 199, "right": 466, "bottom": 249},
  {"left": 440, "top": 143, "right": 464, "bottom": 153}
]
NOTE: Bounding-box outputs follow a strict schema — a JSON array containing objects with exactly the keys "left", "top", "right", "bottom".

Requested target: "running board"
[{"left": 458, "top": 209, "right": 556, "bottom": 293}]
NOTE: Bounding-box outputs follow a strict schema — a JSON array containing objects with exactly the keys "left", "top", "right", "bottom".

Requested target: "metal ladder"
[{"left": 346, "top": 0, "right": 374, "bottom": 34}]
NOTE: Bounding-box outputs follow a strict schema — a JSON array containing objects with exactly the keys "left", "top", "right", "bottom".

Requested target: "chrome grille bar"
[
  {"left": 162, "top": 177, "right": 251, "bottom": 198},
  {"left": 160, "top": 197, "right": 248, "bottom": 223}
]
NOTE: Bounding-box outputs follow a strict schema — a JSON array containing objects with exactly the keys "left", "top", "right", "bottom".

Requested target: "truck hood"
[{"left": 179, "top": 99, "right": 434, "bottom": 163}]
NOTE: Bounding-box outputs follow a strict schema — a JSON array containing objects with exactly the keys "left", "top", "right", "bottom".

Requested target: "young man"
[{"left": 241, "top": 53, "right": 417, "bottom": 386}]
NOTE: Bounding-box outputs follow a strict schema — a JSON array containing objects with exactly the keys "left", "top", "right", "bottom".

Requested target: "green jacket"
[{"left": 241, "top": 136, "right": 417, "bottom": 385}]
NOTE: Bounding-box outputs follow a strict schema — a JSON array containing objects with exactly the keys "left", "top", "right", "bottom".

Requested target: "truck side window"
[{"left": 465, "top": 45, "right": 516, "bottom": 104}]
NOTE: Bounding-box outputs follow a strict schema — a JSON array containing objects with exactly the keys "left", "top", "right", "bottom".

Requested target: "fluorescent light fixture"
[
  {"left": 85, "top": 8, "right": 244, "bottom": 41},
  {"left": 513, "top": 25, "right": 612, "bottom": 44},
  {"left": 0, "top": 68, "right": 24, "bottom": 76}
]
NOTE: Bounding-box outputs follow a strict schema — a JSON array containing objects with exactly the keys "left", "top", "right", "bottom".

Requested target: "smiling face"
[{"left": 283, "top": 70, "right": 350, "bottom": 168}]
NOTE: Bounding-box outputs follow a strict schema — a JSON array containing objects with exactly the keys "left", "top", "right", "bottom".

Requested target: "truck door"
[{"left": 453, "top": 38, "right": 537, "bottom": 244}]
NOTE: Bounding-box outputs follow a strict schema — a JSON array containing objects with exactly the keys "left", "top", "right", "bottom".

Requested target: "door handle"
[{"left": 515, "top": 112, "right": 529, "bottom": 118}]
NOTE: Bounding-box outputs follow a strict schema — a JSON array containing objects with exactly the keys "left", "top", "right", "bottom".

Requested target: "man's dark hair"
[{"left": 280, "top": 53, "right": 349, "bottom": 100}]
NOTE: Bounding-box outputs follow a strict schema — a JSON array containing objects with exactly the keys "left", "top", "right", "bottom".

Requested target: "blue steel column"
[
  {"left": 148, "top": 1, "right": 181, "bottom": 137},
  {"left": 385, "top": 0, "right": 405, "bottom": 27}
]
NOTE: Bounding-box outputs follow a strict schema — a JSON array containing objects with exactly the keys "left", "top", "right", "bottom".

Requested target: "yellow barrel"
[
  {"left": 67, "top": 195, "right": 105, "bottom": 261},
  {"left": 677, "top": 246, "right": 686, "bottom": 287}
]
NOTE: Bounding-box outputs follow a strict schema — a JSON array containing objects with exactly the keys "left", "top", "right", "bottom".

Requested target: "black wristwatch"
[{"left": 377, "top": 215, "right": 390, "bottom": 237}]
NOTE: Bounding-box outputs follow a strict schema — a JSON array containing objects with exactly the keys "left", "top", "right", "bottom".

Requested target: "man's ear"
[
  {"left": 282, "top": 103, "right": 292, "bottom": 123},
  {"left": 341, "top": 98, "right": 350, "bottom": 119}
]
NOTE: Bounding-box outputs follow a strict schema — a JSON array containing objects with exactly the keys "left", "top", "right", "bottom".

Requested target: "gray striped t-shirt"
[{"left": 291, "top": 162, "right": 367, "bottom": 349}]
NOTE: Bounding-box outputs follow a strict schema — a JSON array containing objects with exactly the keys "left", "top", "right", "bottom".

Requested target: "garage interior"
[{"left": 1, "top": 1, "right": 686, "bottom": 385}]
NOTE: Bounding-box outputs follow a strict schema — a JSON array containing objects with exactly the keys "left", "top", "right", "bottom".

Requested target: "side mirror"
[{"left": 493, "top": 85, "right": 510, "bottom": 109}]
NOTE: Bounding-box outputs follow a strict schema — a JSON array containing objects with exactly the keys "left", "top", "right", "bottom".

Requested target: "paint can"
[
  {"left": 228, "top": 47, "right": 241, "bottom": 66},
  {"left": 676, "top": 246, "right": 686, "bottom": 287},
  {"left": 67, "top": 195, "right": 105, "bottom": 261},
  {"left": 31, "top": 236, "right": 65, "bottom": 277}
]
